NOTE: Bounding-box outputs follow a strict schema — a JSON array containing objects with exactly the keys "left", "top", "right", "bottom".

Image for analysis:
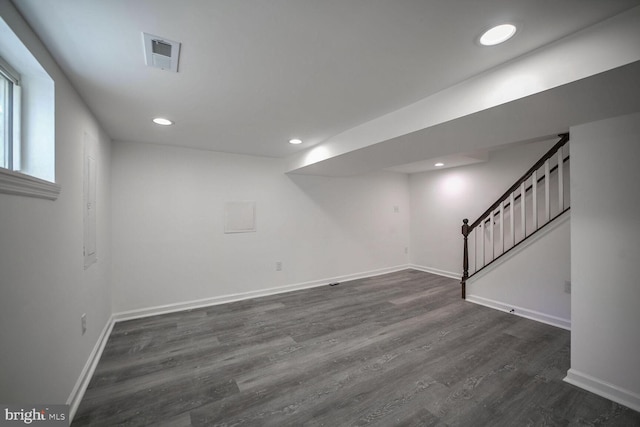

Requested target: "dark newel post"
[{"left": 461, "top": 218, "right": 469, "bottom": 299}]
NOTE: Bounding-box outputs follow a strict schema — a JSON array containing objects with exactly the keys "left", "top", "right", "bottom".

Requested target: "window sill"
[{"left": 0, "top": 168, "right": 61, "bottom": 200}]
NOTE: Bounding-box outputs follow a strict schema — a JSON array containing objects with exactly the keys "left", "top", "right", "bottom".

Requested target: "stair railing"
[{"left": 460, "top": 133, "right": 570, "bottom": 298}]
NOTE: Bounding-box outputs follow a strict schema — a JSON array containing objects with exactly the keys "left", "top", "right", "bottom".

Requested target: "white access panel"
[
  {"left": 84, "top": 132, "right": 97, "bottom": 269},
  {"left": 224, "top": 201, "right": 256, "bottom": 233}
]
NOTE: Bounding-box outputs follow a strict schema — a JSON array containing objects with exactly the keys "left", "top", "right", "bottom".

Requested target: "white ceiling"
[
  {"left": 12, "top": 0, "right": 640, "bottom": 162},
  {"left": 385, "top": 151, "right": 489, "bottom": 174}
]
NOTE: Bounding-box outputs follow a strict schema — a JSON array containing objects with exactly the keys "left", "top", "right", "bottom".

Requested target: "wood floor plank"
[{"left": 72, "top": 270, "right": 640, "bottom": 426}]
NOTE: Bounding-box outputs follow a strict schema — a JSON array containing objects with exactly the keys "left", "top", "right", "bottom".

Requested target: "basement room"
[{"left": 1, "top": 0, "right": 640, "bottom": 425}]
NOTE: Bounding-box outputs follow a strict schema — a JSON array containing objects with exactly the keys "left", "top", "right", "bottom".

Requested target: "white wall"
[
  {"left": 0, "top": 0, "right": 112, "bottom": 407},
  {"left": 111, "top": 141, "right": 409, "bottom": 314},
  {"left": 566, "top": 112, "right": 640, "bottom": 411},
  {"left": 409, "top": 139, "right": 555, "bottom": 277},
  {"left": 466, "top": 213, "right": 571, "bottom": 329}
]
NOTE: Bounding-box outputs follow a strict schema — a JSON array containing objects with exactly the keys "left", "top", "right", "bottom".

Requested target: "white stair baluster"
[
  {"left": 509, "top": 192, "right": 515, "bottom": 248},
  {"left": 558, "top": 149, "right": 564, "bottom": 212},
  {"left": 521, "top": 181, "right": 526, "bottom": 239},
  {"left": 489, "top": 211, "right": 494, "bottom": 261},
  {"left": 544, "top": 159, "right": 550, "bottom": 223},
  {"left": 499, "top": 202, "right": 504, "bottom": 256},
  {"left": 478, "top": 225, "right": 484, "bottom": 268},
  {"left": 532, "top": 170, "right": 538, "bottom": 230}
]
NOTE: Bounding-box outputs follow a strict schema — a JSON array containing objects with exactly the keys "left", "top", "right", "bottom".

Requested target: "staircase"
[{"left": 460, "top": 133, "right": 570, "bottom": 298}]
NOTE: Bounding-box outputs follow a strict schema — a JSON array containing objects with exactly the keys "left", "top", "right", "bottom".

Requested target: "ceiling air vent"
[{"left": 143, "top": 32, "right": 181, "bottom": 72}]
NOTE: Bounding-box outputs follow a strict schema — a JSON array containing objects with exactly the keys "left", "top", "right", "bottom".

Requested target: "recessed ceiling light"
[
  {"left": 153, "top": 117, "right": 173, "bottom": 126},
  {"left": 480, "top": 24, "right": 517, "bottom": 46},
  {"left": 435, "top": 162, "right": 444, "bottom": 167},
  {"left": 289, "top": 138, "right": 303, "bottom": 145}
]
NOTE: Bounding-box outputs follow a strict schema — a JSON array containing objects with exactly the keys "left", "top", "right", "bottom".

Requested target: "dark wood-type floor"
[{"left": 73, "top": 270, "right": 640, "bottom": 426}]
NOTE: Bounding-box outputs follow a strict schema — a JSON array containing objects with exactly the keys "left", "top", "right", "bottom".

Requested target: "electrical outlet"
[
  {"left": 81, "top": 313, "right": 87, "bottom": 335},
  {"left": 564, "top": 280, "right": 571, "bottom": 294},
  {"left": 393, "top": 206, "right": 400, "bottom": 213},
  {"left": 404, "top": 247, "right": 408, "bottom": 254},
  {"left": 275, "top": 261, "right": 282, "bottom": 271}
]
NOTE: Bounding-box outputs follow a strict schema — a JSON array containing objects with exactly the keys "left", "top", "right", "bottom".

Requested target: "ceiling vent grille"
[{"left": 143, "top": 32, "right": 181, "bottom": 72}]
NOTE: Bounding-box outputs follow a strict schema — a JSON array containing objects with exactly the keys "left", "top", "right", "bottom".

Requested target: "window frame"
[
  {"left": 0, "top": 54, "right": 20, "bottom": 171},
  {"left": 0, "top": 52, "right": 60, "bottom": 200}
]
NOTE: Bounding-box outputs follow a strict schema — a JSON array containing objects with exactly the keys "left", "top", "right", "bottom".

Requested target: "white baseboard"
[
  {"left": 465, "top": 294, "right": 571, "bottom": 330},
  {"left": 409, "top": 264, "right": 461, "bottom": 280},
  {"left": 113, "top": 264, "right": 410, "bottom": 322},
  {"left": 67, "top": 315, "right": 115, "bottom": 421},
  {"left": 564, "top": 369, "right": 640, "bottom": 412}
]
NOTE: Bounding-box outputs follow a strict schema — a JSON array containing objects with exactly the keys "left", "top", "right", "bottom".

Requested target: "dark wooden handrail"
[
  {"left": 469, "top": 133, "right": 569, "bottom": 230},
  {"left": 461, "top": 133, "right": 570, "bottom": 299},
  {"left": 481, "top": 153, "right": 569, "bottom": 226}
]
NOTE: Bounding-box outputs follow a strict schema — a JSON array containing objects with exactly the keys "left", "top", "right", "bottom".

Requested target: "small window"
[
  {"left": 0, "top": 55, "right": 20, "bottom": 171},
  {"left": 0, "top": 15, "right": 59, "bottom": 200}
]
